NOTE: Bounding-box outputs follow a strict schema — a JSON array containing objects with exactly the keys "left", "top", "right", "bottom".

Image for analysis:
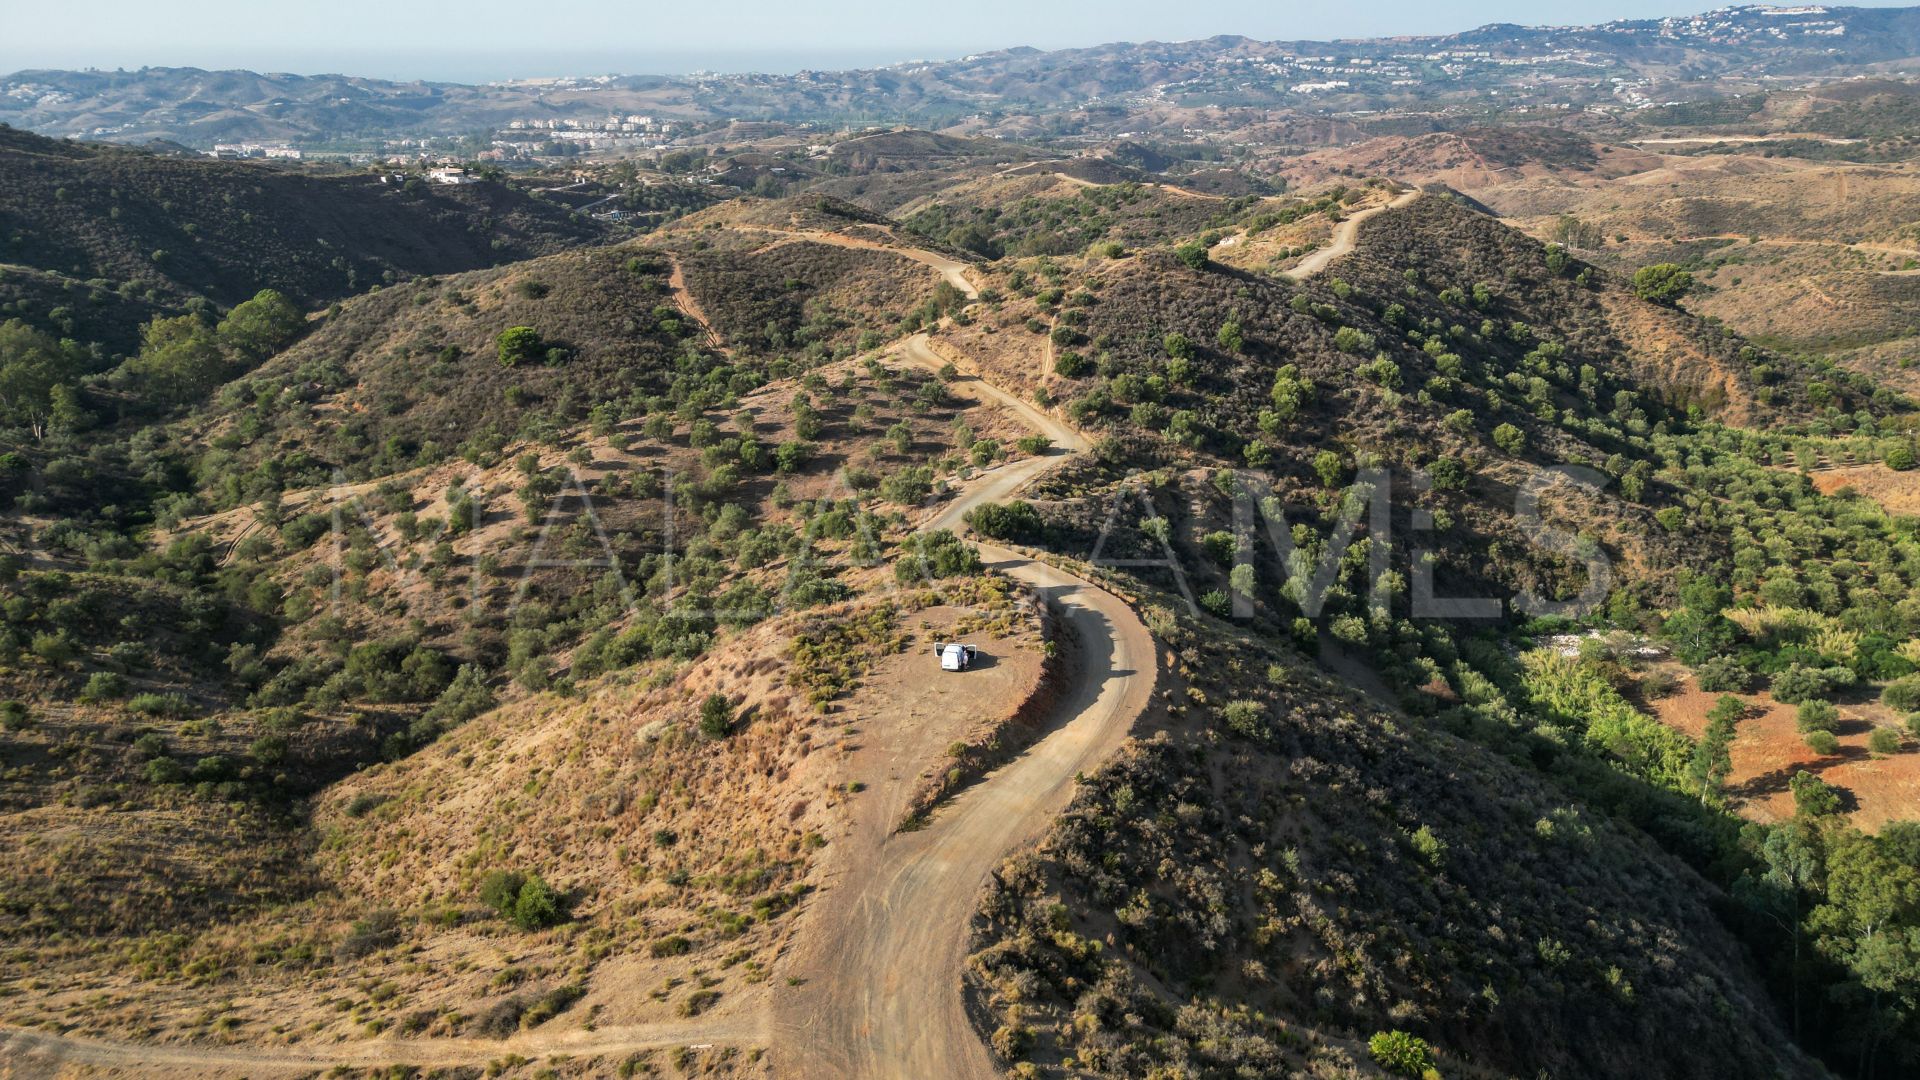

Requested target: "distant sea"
[{"left": 0, "top": 47, "right": 982, "bottom": 83}]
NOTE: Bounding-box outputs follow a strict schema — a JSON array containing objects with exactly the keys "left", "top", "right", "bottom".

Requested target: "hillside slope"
[
  {"left": 933, "top": 180, "right": 1914, "bottom": 1080},
  {"left": 0, "top": 125, "right": 607, "bottom": 351}
]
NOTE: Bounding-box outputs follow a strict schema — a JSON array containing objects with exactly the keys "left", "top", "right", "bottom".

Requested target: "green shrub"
[
  {"left": 0, "top": 701, "right": 31, "bottom": 731},
  {"left": 1052, "top": 351, "right": 1091, "bottom": 378},
  {"left": 479, "top": 870, "right": 567, "bottom": 930},
  {"left": 1790, "top": 770, "right": 1843, "bottom": 817},
  {"left": 774, "top": 441, "right": 815, "bottom": 474},
  {"left": 1882, "top": 676, "right": 1920, "bottom": 713},
  {"left": 1632, "top": 263, "right": 1694, "bottom": 304},
  {"left": 990, "top": 1023, "right": 1034, "bottom": 1059},
  {"left": 1426, "top": 456, "right": 1468, "bottom": 491},
  {"left": 1796, "top": 699, "right": 1839, "bottom": 734},
  {"left": 1773, "top": 664, "right": 1854, "bottom": 705},
  {"left": 128, "top": 692, "right": 191, "bottom": 718},
  {"left": 1216, "top": 318, "right": 1244, "bottom": 353},
  {"left": 1869, "top": 727, "right": 1903, "bottom": 756},
  {"left": 894, "top": 529, "right": 981, "bottom": 582},
  {"left": 250, "top": 734, "right": 289, "bottom": 766},
  {"left": 649, "top": 934, "right": 692, "bottom": 958},
  {"left": 1333, "top": 326, "right": 1375, "bottom": 354},
  {"left": 510, "top": 875, "right": 564, "bottom": 930},
  {"left": 479, "top": 871, "right": 525, "bottom": 914},
  {"left": 31, "top": 631, "right": 76, "bottom": 665},
  {"left": 1694, "top": 655, "right": 1752, "bottom": 693},
  {"left": 496, "top": 325, "right": 544, "bottom": 367},
  {"left": 699, "top": 693, "right": 734, "bottom": 739},
  {"left": 1805, "top": 730, "right": 1840, "bottom": 756},
  {"left": 1219, "top": 699, "right": 1268, "bottom": 740},
  {"left": 1367, "top": 1030, "right": 1437, "bottom": 1077},
  {"left": 965, "top": 500, "right": 1044, "bottom": 543}
]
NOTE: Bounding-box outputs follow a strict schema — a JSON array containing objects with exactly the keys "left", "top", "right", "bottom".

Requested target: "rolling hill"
[{"left": 0, "top": 125, "right": 607, "bottom": 351}]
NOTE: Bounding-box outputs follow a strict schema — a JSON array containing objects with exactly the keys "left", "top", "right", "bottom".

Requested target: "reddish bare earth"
[
  {"left": 1644, "top": 663, "right": 1920, "bottom": 832},
  {"left": 1808, "top": 464, "right": 1920, "bottom": 516}
]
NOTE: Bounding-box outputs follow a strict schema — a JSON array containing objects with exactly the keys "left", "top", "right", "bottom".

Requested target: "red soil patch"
[
  {"left": 1643, "top": 662, "right": 1920, "bottom": 832},
  {"left": 1808, "top": 464, "right": 1920, "bottom": 516}
]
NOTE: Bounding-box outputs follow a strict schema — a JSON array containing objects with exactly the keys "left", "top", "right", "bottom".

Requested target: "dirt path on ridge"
[
  {"left": 1289, "top": 188, "right": 1421, "bottom": 278},
  {"left": 770, "top": 334, "right": 1152, "bottom": 1079}
]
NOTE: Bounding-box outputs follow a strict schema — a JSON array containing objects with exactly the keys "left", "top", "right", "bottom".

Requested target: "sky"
[{"left": 3, "top": 0, "right": 1917, "bottom": 82}]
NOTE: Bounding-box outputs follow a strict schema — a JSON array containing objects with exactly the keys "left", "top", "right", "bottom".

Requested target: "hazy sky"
[{"left": 5, "top": 0, "right": 1917, "bottom": 81}]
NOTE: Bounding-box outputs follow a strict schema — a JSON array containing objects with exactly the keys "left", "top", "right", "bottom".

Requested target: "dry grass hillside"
[
  {"left": 1473, "top": 152, "right": 1920, "bottom": 385},
  {"left": 0, "top": 269, "right": 1068, "bottom": 1070},
  {"left": 182, "top": 219, "right": 955, "bottom": 492},
  {"left": 1280, "top": 127, "right": 1665, "bottom": 191},
  {"left": 7, "top": 113, "right": 1920, "bottom": 1080}
]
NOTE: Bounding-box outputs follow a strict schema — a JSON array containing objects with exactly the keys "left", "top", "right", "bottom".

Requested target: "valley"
[{"left": 10, "top": 6, "right": 1920, "bottom": 1079}]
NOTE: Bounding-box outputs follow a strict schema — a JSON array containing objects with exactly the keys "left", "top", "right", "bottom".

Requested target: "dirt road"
[
  {"left": 771, "top": 335, "right": 1151, "bottom": 1078},
  {"left": 664, "top": 252, "right": 729, "bottom": 353},
  {"left": 1289, "top": 188, "right": 1421, "bottom": 279},
  {"left": 0, "top": 333, "right": 1147, "bottom": 1080},
  {"left": 734, "top": 226, "right": 979, "bottom": 299}
]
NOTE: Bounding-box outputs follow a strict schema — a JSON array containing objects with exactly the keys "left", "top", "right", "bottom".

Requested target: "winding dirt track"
[
  {"left": 1289, "top": 188, "right": 1421, "bottom": 279},
  {"left": 770, "top": 335, "right": 1153, "bottom": 1078},
  {"left": 0, "top": 321, "right": 1152, "bottom": 1078},
  {"left": 732, "top": 226, "right": 980, "bottom": 299}
]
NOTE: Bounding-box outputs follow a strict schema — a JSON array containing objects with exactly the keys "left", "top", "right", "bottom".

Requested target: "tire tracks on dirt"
[
  {"left": 0, "top": 334, "right": 1149, "bottom": 1080},
  {"left": 1289, "top": 188, "right": 1421, "bottom": 279},
  {"left": 768, "top": 335, "right": 1153, "bottom": 1079}
]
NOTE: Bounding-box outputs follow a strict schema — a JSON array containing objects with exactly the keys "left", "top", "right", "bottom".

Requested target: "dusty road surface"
[
  {"left": 0, "top": 334, "right": 1147, "bottom": 1080},
  {"left": 0, "top": 1014, "right": 770, "bottom": 1078},
  {"left": 735, "top": 226, "right": 980, "bottom": 299},
  {"left": 664, "top": 251, "right": 729, "bottom": 353},
  {"left": 771, "top": 334, "right": 1153, "bottom": 1079},
  {"left": 1289, "top": 188, "right": 1420, "bottom": 278},
  {"left": 902, "top": 335, "right": 1087, "bottom": 525}
]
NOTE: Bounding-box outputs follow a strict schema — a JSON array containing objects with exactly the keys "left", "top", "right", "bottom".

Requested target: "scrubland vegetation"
[
  {"left": 944, "top": 185, "right": 1920, "bottom": 1078},
  {"left": 4, "top": 114, "right": 1920, "bottom": 1080}
]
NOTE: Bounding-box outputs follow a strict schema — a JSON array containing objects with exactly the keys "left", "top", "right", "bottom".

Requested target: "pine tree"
[{"left": 1691, "top": 695, "right": 1743, "bottom": 804}]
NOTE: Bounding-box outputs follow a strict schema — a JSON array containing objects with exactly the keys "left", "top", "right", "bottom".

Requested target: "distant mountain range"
[{"left": 7, "top": 4, "right": 1920, "bottom": 145}]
